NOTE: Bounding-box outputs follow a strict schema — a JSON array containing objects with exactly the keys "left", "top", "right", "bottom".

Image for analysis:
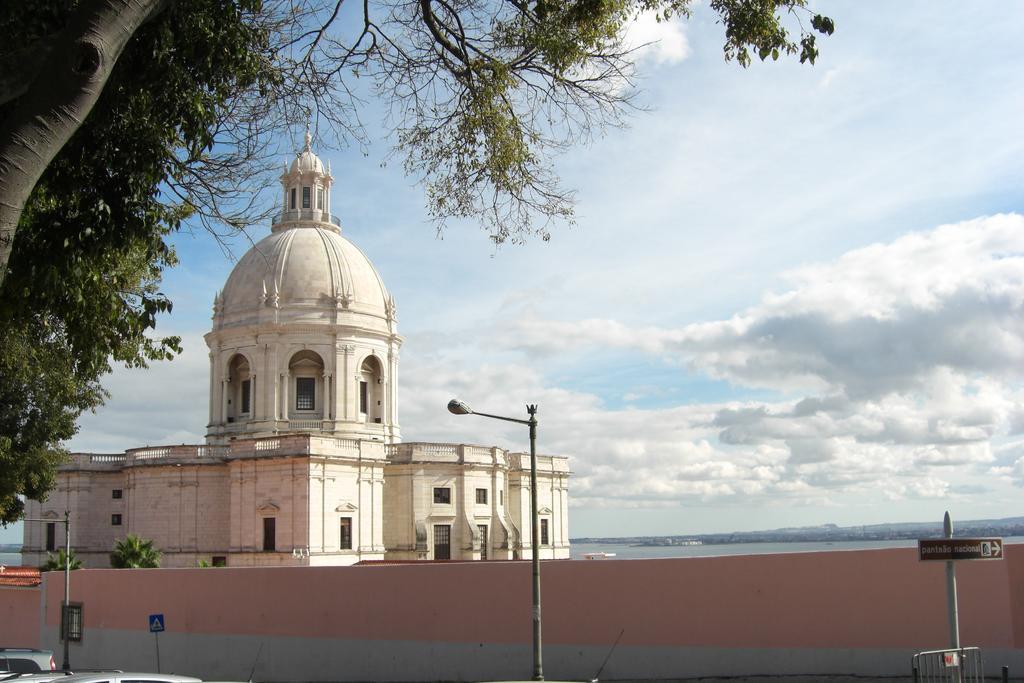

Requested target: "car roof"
[
  {"left": 54, "top": 675, "right": 201, "bottom": 683},
  {"left": 1, "top": 672, "right": 125, "bottom": 681}
]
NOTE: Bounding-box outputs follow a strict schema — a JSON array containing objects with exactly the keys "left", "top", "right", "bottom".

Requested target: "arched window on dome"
[
  {"left": 227, "top": 354, "right": 252, "bottom": 423},
  {"left": 359, "top": 356, "right": 384, "bottom": 424},
  {"left": 289, "top": 350, "right": 325, "bottom": 419}
]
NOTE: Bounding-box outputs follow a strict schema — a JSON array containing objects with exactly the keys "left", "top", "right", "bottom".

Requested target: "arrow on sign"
[{"left": 991, "top": 541, "right": 1001, "bottom": 557}]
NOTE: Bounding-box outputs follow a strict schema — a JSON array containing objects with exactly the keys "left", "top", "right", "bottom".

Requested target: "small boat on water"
[{"left": 581, "top": 552, "right": 617, "bottom": 560}]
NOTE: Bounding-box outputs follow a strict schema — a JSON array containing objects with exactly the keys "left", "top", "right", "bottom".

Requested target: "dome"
[
  {"left": 290, "top": 148, "right": 325, "bottom": 175},
  {"left": 206, "top": 136, "right": 401, "bottom": 446},
  {"left": 217, "top": 225, "right": 393, "bottom": 328}
]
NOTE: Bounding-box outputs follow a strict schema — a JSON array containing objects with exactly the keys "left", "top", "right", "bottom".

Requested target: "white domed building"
[
  {"left": 21, "top": 136, "right": 570, "bottom": 567},
  {"left": 208, "top": 132, "right": 400, "bottom": 444}
]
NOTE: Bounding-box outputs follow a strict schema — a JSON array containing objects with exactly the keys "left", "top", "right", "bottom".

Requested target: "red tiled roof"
[{"left": 0, "top": 566, "right": 42, "bottom": 588}]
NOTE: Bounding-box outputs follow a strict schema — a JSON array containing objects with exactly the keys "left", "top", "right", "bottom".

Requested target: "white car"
[
  {"left": 0, "top": 672, "right": 120, "bottom": 683},
  {"left": 27, "top": 675, "right": 199, "bottom": 683}
]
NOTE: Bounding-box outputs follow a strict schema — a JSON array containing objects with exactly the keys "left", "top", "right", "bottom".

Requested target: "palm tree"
[
  {"left": 110, "top": 534, "right": 161, "bottom": 568},
  {"left": 40, "top": 548, "right": 82, "bottom": 571}
]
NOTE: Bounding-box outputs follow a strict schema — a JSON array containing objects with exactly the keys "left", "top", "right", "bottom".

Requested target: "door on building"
[{"left": 433, "top": 524, "right": 451, "bottom": 560}]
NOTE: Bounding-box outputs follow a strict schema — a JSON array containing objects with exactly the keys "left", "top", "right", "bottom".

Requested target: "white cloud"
[
  {"left": 436, "top": 216, "right": 1024, "bottom": 510},
  {"left": 68, "top": 332, "right": 210, "bottom": 452},
  {"left": 625, "top": 14, "right": 691, "bottom": 65},
  {"left": 502, "top": 214, "right": 1024, "bottom": 399},
  {"left": 819, "top": 68, "right": 841, "bottom": 88}
]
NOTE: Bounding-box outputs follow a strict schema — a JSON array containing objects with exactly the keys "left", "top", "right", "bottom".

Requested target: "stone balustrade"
[
  {"left": 63, "top": 437, "right": 571, "bottom": 472},
  {"left": 272, "top": 209, "right": 342, "bottom": 227},
  {"left": 506, "top": 451, "right": 572, "bottom": 474},
  {"left": 386, "top": 442, "right": 510, "bottom": 465},
  {"left": 62, "top": 434, "right": 379, "bottom": 471},
  {"left": 288, "top": 419, "right": 323, "bottom": 431}
]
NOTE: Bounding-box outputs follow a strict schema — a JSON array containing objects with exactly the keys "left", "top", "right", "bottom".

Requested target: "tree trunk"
[{"left": 0, "top": 0, "right": 167, "bottom": 285}]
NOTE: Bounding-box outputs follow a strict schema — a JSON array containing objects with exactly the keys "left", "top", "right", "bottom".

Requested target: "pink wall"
[
  {"left": 0, "top": 587, "right": 41, "bottom": 648},
  {"left": 38, "top": 546, "right": 1018, "bottom": 649},
  {"left": 1010, "top": 544, "right": 1024, "bottom": 646},
  {"left": 11, "top": 545, "right": 1022, "bottom": 679}
]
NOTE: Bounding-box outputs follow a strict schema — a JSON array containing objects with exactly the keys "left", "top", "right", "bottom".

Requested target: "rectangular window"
[
  {"left": 317, "top": 187, "right": 324, "bottom": 210},
  {"left": 295, "top": 377, "right": 315, "bottom": 411},
  {"left": 359, "top": 381, "right": 368, "bottom": 414},
  {"left": 433, "top": 487, "right": 451, "bottom": 504},
  {"left": 339, "top": 518, "right": 352, "bottom": 550},
  {"left": 111, "top": 514, "right": 122, "bottom": 526},
  {"left": 212, "top": 556, "right": 227, "bottom": 567},
  {"left": 263, "top": 517, "right": 276, "bottom": 551},
  {"left": 475, "top": 488, "right": 488, "bottom": 505},
  {"left": 240, "top": 379, "right": 251, "bottom": 414},
  {"left": 290, "top": 187, "right": 296, "bottom": 210},
  {"left": 302, "top": 186, "right": 311, "bottom": 208},
  {"left": 478, "top": 525, "right": 488, "bottom": 561},
  {"left": 434, "top": 524, "right": 451, "bottom": 560},
  {"left": 46, "top": 522, "right": 56, "bottom": 552},
  {"left": 499, "top": 490, "right": 503, "bottom": 506},
  {"left": 112, "top": 489, "right": 122, "bottom": 499},
  {"left": 540, "top": 518, "right": 549, "bottom": 546}
]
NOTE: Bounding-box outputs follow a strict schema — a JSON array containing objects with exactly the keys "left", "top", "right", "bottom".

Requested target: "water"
[
  {"left": 570, "top": 536, "right": 1024, "bottom": 560},
  {"left": 0, "top": 551, "right": 21, "bottom": 566}
]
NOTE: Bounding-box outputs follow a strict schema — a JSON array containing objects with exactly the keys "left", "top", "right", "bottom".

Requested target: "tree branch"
[{"left": 0, "top": 0, "right": 170, "bottom": 286}]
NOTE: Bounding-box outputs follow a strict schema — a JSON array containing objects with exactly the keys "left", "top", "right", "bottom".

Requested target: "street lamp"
[
  {"left": 447, "top": 399, "right": 543, "bottom": 682},
  {"left": 24, "top": 510, "right": 72, "bottom": 671}
]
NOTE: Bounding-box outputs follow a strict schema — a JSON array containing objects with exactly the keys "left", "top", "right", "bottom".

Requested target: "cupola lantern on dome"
[
  {"left": 275, "top": 127, "right": 339, "bottom": 232},
  {"left": 204, "top": 133, "right": 401, "bottom": 445}
]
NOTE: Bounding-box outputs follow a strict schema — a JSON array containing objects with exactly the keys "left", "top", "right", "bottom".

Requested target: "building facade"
[{"left": 22, "top": 136, "right": 570, "bottom": 568}]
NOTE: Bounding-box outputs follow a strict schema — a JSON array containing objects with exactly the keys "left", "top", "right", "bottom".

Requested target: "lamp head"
[{"left": 447, "top": 399, "right": 473, "bottom": 415}]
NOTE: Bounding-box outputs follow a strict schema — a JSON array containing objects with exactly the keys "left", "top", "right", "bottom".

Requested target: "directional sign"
[
  {"left": 149, "top": 613, "right": 165, "bottom": 632},
  {"left": 918, "top": 538, "right": 1003, "bottom": 561}
]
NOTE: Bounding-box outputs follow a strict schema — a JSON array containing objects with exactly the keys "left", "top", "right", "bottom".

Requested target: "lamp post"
[
  {"left": 24, "top": 511, "right": 72, "bottom": 671},
  {"left": 448, "top": 399, "right": 543, "bottom": 682}
]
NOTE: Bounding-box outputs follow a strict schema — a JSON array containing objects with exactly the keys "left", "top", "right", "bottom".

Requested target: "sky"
[{"left": 5, "top": 1, "right": 1024, "bottom": 544}]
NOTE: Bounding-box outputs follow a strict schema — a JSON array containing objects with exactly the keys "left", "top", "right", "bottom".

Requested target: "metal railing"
[
  {"left": 272, "top": 209, "right": 341, "bottom": 227},
  {"left": 913, "top": 647, "right": 985, "bottom": 683}
]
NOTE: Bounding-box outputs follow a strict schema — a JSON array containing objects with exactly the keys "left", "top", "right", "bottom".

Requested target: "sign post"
[
  {"left": 943, "top": 513, "right": 959, "bottom": 650},
  {"left": 149, "top": 613, "right": 165, "bottom": 672},
  {"left": 917, "top": 512, "right": 1004, "bottom": 651}
]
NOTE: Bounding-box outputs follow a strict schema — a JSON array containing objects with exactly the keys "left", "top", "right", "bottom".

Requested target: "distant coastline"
[{"left": 572, "top": 514, "right": 1024, "bottom": 547}]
